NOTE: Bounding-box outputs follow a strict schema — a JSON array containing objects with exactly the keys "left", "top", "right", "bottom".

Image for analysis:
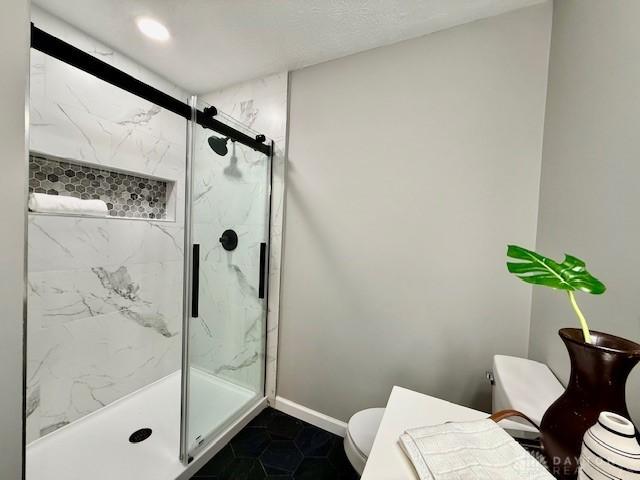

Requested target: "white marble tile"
[
  {"left": 30, "top": 8, "right": 187, "bottom": 229},
  {"left": 40, "top": 56, "right": 187, "bottom": 148},
  {"left": 26, "top": 259, "right": 183, "bottom": 441},
  {"left": 190, "top": 132, "right": 269, "bottom": 394},
  {"left": 182, "top": 91, "right": 275, "bottom": 399},
  {"left": 28, "top": 261, "right": 183, "bottom": 330},
  {"left": 205, "top": 73, "right": 288, "bottom": 144},
  {"left": 28, "top": 215, "right": 184, "bottom": 273},
  {"left": 30, "top": 50, "right": 47, "bottom": 106},
  {"left": 29, "top": 94, "right": 186, "bottom": 222},
  {"left": 201, "top": 72, "right": 289, "bottom": 402},
  {"left": 27, "top": 309, "right": 181, "bottom": 441},
  {"left": 266, "top": 136, "right": 287, "bottom": 402},
  {"left": 27, "top": 8, "right": 187, "bottom": 442}
]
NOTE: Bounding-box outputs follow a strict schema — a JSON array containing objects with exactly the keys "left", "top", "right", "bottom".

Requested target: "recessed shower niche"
[{"left": 28, "top": 152, "right": 177, "bottom": 221}]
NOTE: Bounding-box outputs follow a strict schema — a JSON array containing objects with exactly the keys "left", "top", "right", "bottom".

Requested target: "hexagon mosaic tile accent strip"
[
  {"left": 29, "top": 154, "right": 168, "bottom": 219},
  {"left": 194, "top": 408, "right": 360, "bottom": 480}
]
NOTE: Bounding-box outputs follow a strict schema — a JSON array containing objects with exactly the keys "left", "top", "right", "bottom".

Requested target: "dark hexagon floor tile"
[
  {"left": 328, "top": 438, "right": 359, "bottom": 478},
  {"left": 337, "top": 465, "right": 360, "bottom": 480},
  {"left": 231, "top": 427, "right": 271, "bottom": 458},
  {"left": 267, "top": 412, "right": 304, "bottom": 440},
  {"left": 193, "top": 444, "right": 235, "bottom": 477},
  {"left": 193, "top": 409, "right": 360, "bottom": 479},
  {"left": 294, "top": 458, "right": 338, "bottom": 480},
  {"left": 248, "top": 407, "right": 279, "bottom": 428},
  {"left": 260, "top": 440, "right": 303, "bottom": 475},
  {"left": 294, "top": 426, "right": 335, "bottom": 457},
  {"left": 217, "top": 457, "right": 266, "bottom": 480}
]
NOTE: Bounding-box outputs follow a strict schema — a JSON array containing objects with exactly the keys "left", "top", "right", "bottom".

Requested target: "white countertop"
[{"left": 361, "top": 386, "right": 529, "bottom": 479}]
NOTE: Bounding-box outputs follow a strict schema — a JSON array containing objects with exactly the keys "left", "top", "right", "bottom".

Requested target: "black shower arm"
[{"left": 30, "top": 23, "right": 272, "bottom": 157}]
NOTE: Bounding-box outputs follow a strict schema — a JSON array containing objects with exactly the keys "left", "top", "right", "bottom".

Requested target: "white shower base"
[{"left": 26, "top": 369, "right": 263, "bottom": 480}]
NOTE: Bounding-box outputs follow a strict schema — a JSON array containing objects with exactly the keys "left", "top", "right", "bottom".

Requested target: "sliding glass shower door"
[{"left": 181, "top": 97, "right": 271, "bottom": 460}]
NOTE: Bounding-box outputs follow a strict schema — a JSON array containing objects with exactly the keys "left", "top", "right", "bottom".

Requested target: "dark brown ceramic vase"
[{"left": 540, "top": 328, "right": 640, "bottom": 479}]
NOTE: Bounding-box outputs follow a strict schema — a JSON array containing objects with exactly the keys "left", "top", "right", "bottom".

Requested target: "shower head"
[{"left": 207, "top": 135, "right": 229, "bottom": 156}]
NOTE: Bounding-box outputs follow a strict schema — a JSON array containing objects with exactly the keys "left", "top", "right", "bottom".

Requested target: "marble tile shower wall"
[
  {"left": 189, "top": 129, "right": 269, "bottom": 395},
  {"left": 27, "top": 7, "right": 186, "bottom": 443},
  {"left": 200, "top": 73, "right": 288, "bottom": 399}
]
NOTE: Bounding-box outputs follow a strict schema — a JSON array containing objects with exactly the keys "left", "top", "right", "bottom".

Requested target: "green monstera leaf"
[
  {"left": 506, "top": 245, "right": 606, "bottom": 343},
  {"left": 506, "top": 245, "right": 606, "bottom": 294}
]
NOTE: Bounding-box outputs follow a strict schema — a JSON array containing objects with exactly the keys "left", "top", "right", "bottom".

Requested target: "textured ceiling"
[{"left": 33, "top": 0, "right": 545, "bottom": 93}]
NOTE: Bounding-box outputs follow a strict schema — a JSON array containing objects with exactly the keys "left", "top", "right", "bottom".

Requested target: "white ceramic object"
[
  {"left": 344, "top": 408, "right": 385, "bottom": 474},
  {"left": 492, "top": 355, "right": 564, "bottom": 427},
  {"left": 579, "top": 411, "right": 640, "bottom": 479}
]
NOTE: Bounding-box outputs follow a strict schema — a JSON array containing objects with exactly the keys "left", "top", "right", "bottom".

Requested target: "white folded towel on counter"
[
  {"left": 28, "top": 193, "right": 109, "bottom": 216},
  {"left": 399, "top": 418, "right": 553, "bottom": 480}
]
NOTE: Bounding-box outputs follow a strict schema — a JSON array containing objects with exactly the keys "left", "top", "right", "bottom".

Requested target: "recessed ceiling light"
[{"left": 136, "top": 17, "right": 170, "bottom": 42}]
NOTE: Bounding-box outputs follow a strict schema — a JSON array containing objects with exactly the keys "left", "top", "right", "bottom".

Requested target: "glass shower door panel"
[{"left": 183, "top": 97, "right": 270, "bottom": 456}]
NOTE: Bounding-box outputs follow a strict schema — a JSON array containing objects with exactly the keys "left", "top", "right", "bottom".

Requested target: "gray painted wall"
[
  {"left": 278, "top": 3, "right": 552, "bottom": 421},
  {"left": 0, "top": 0, "right": 29, "bottom": 477},
  {"left": 529, "top": 0, "right": 640, "bottom": 426}
]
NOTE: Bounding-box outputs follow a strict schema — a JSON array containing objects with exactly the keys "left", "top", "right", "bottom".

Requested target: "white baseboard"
[{"left": 274, "top": 396, "right": 347, "bottom": 437}]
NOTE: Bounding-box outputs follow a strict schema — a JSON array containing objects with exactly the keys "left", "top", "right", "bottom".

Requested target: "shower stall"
[
  {"left": 181, "top": 96, "right": 272, "bottom": 461},
  {"left": 26, "top": 17, "right": 273, "bottom": 480}
]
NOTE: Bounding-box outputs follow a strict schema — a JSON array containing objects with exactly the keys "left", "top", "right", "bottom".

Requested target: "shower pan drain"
[{"left": 129, "top": 428, "right": 152, "bottom": 443}]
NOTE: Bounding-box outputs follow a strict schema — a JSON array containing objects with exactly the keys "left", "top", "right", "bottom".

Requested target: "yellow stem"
[{"left": 568, "top": 290, "right": 592, "bottom": 344}]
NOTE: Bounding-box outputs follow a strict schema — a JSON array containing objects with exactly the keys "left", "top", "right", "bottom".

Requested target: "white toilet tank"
[{"left": 492, "top": 355, "right": 564, "bottom": 427}]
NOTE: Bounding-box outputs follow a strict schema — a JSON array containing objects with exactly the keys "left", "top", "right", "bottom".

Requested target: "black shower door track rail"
[{"left": 30, "top": 24, "right": 272, "bottom": 156}]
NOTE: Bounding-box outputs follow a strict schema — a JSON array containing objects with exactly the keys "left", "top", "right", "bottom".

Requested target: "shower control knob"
[{"left": 219, "top": 229, "right": 238, "bottom": 251}]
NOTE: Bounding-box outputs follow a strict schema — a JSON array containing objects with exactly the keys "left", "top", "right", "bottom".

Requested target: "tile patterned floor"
[{"left": 193, "top": 408, "right": 360, "bottom": 479}]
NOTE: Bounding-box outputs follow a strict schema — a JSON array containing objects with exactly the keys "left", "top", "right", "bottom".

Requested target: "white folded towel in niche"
[
  {"left": 399, "top": 418, "right": 553, "bottom": 480},
  {"left": 28, "top": 193, "right": 109, "bottom": 216}
]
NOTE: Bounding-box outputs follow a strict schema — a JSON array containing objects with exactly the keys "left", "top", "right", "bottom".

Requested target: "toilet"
[
  {"left": 343, "top": 356, "right": 564, "bottom": 474},
  {"left": 343, "top": 407, "right": 385, "bottom": 475},
  {"left": 491, "top": 355, "right": 564, "bottom": 428}
]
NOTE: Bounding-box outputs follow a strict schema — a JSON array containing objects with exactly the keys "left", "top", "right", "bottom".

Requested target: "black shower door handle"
[
  {"left": 192, "top": 244, "right": 200, "bottom": 317},
  {"left": 258, "top": 242, "right": 266, "bottom": 299}
]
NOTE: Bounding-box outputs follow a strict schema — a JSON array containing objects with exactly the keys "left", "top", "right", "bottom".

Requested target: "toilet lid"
[
  {"left": 348, "top": 408, "right": 385, "bottom": 457},
  {"left": 493, "top": 355, "right": 564, "bottom": 425}
]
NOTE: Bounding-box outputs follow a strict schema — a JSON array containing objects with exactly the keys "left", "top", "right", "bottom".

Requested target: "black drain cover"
[{"left": 129, "top": 428, "right": 152, "bottom": 443}]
